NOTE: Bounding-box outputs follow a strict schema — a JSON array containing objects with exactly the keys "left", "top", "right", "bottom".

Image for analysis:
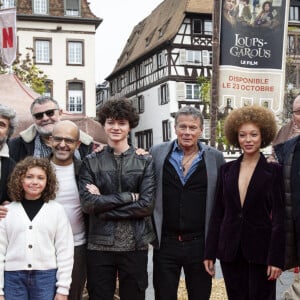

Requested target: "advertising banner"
[
  {"left": 219, "top": 0, "right": 290, "bottom": 113},
  {"left": 0, "top": 8, "right": 17, "bottom": 67}
]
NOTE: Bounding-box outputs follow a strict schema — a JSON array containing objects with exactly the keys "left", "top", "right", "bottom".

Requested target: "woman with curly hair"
[
  {"left": 204, "top": 105, "right": 285, "bottom": 300},
  {"left": 0, "top": 157, "right": 74, "bottom": 300}
]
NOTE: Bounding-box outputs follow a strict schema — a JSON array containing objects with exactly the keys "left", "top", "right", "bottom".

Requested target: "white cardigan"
[{"left": 0, "top": 201, "right": 74, "bottom": 296}]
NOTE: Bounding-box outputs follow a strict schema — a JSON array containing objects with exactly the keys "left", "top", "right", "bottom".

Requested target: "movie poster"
[{"left": 219, "top": 0, "right": 290, "bottom": 113}]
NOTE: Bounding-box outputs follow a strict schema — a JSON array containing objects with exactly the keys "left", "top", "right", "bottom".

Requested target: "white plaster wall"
[
  {"left": 17, "top": 21, "right": 96, "bottom": 117},
  {"left": 131, "top": 81, "right": 179, "bottom": 146}
]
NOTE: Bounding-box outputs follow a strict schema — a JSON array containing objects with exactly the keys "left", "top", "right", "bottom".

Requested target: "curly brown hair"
[
  {"left": 224, "top": 105, "right": 277, "bottom": 148},
  {"left": 98, "top": 98, "right": 139, "bottom": 129},
  {"left": 8, "top": 157, "right": 58, "bottom": 202}
]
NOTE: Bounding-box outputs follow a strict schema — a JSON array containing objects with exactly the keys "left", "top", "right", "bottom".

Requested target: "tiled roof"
[{"left": 107, "top": 0, "right": 213, "bottom": 78}]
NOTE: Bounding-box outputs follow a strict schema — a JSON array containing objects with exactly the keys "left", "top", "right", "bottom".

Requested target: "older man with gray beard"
[
  {"left": 8, "top": 96, "right": 94, "bottom": 162},
  {"left": 0, "top": 104, "right": 17, "bottom": 216}
]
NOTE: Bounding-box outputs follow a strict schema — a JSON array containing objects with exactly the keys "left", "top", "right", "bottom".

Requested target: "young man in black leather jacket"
[{"left": 78, "top": 98, "right": 156, "bottom": 300}]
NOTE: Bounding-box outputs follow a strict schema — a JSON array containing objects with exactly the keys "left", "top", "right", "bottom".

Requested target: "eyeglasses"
[
  {"left": 32, "top": 109, "right": 58, "bottom": 120},
  {"left": 51, "top": 136, "right": 78, "bottom": 145},
  {"left": 293, "top": 110, "right": 300, "bottom": 116}
]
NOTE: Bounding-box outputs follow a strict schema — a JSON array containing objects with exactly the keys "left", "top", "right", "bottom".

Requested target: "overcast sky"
[{"left": 88, "top": 0, "right": 163, "bottom": 84}]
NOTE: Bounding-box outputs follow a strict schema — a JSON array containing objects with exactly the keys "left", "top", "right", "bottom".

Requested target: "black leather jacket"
[{"left": 78, "top": 145, "right": 156, "bottom": 249}]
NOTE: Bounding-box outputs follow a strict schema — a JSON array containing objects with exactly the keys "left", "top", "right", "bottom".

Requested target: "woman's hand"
[
  {"left": 54, "top": 294, "right": 68, "bottom": 300},
  {"left": 267, "top": 265, "right": 282, "bottom": 280},
  {"left": 203, "top": 259, "right": 215, "bottom": 277},
  {"left": 0, "top": 202, "right": 9, "bottom": 219}
]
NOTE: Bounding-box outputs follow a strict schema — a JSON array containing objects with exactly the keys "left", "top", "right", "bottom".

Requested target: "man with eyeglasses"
[
  {"left": 49, "top": 120, "right": 87, "bottom": 300},
  {"left": 8, "top": 96, "right": 93, "bottom": 162}
]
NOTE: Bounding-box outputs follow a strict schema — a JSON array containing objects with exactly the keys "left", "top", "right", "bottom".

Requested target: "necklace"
[{"left": 182, "top": 151, "right": 198, "bottom": 172}]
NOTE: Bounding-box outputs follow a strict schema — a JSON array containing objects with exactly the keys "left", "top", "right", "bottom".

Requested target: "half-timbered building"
[{"left": 105, "top": 0, "right": 213, "bottom": 148}]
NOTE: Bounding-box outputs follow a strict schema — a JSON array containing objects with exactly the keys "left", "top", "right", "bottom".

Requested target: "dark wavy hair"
[
  {"left": 224, "top": 105, "right": 277, "bottom": 148},
  {"left": 98, "top": 98, "right": 139, "bottom": 129},
  {"left": 8, "top": 157, "right": 58, "bottom": 202}
]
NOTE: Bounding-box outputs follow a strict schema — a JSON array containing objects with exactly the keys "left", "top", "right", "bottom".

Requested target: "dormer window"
[
  {"left": 65, "top": 0, "right": 80, "bottom": 16},
  {"left": 33, "top": 0, "right": 48, "bottom": 15}
]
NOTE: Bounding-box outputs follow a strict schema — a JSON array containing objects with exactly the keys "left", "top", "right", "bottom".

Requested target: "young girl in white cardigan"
[{"left": 0, "top": 157, "right": 74, "bottom": 300}]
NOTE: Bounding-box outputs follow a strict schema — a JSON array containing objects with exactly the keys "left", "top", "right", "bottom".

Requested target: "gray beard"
[
  {"left": 35, "top": 125, "right": 53, "bottom": 137},
  {"left": 0, "top": 137, "right": 7, "bottom": 150}
]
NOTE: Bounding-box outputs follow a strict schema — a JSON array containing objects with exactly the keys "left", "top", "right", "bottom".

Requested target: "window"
[
  {"left": 67, "top": 82, "right": 84, "bottom": 113},
  {"left": 132, "top": 96, "right": 145, "bottom": 114},
  {"left": 65, "top": 0, "right": 80, "bottom": 16},
  {"left": 135, "top": 130, "right": 153, "bottom": 150},
  {"left": 288, "top": 35, "right": 295, "bottom": 55},
  {"left": 290, "top": 6, "right": 300, "bottom": 21},
  {"left": 162, "top": 120, "right": 171, "bottom": 142},
  {"left": 129, "top": 68, "right": 136, "bottom": 83},
  {"left": 192, "top": 19, "right": 212, "bottom": 35},
  {"left": 33, "top": 0, "right": 48, "bottom": 14},
  {"left": 138, "top": 96, "right": 145, "bottom": 113},
  {"left": 43, "top": 80, "right": 53, "bottom": 98},
  {"left": 158, "top": 84, "right": 169, "bottom": 105},
  {"left": 204, "top": 20, "right": 212, "bottom": 35},
  {"left": 186, "top": 84, "right": 200, "bottom": 100},
  {"left": 67, "top": 41, "right": 83, "bottom": 65},
  {"left": 187, "top": 50, "right": 201, "bottom": 64},
  {"left": 193, "top": 19, "right": 202, "bottom": 35},
  {"left": 157, "top": 51, "right": 166, "bottom": 67},
  {"left": 34, "top": 39, "right": 51, "bottom": 64},
  {"left": 1, "top": 0, "right": 15, "bottom": 8}
]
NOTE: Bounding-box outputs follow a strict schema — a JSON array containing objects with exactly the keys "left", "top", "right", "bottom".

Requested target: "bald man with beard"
[{"left": 49, "top": 120, "right": 87, "bottom": 300}]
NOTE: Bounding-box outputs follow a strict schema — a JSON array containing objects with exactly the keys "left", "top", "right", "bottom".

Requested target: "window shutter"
[
  {"left": 166, "top": 83, "right": 170, "bottom": 103},
  {"left": 176, "top": 82, "right": 185, "bottom": 101},
  {"left": 152, "top": 55, "right": 157, "bottom": 71},
  {"left": 202, "top": 50, "right": 209, "bottom": 66},
  {"left": 180, "top": 49, "right": 186, "bottom": 64}
]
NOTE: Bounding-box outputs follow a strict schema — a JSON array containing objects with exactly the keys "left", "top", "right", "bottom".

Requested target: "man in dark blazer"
[
  {"left": 0, "top": 104, "right": 17, "bottom": 216},
  {"left": 150, "top": 106, "right": 225, "bottom": 300}
]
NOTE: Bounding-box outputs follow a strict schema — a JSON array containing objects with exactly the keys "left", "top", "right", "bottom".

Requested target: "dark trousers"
[
  {"left": 69, "top": 244, "right": 87, "bottom": 300},
  {"left": 220, "top": 248, "right": 276, "bottom": 300},
  {"left": 86, "top": 249, "right": 148, "bottom": 300},
  {"left": 153, "top": 237, "right": 212, "bottom": 300}
]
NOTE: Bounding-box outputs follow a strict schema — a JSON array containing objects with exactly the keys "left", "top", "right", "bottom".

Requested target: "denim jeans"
[{"left": 4, "top": 269, "right": 57, "bottom": 300}]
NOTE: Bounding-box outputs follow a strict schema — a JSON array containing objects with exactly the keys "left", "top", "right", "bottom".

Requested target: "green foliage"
[
  {"left": 197, "top": 76, "right": 211, "bottom": 103},
  {"left": 0, "top": 51, "right": 47, "bottom": 94}
]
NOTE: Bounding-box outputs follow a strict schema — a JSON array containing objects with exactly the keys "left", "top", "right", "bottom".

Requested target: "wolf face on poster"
[{"left": 221, "top": 0, "right": 285, "bottom": 68}]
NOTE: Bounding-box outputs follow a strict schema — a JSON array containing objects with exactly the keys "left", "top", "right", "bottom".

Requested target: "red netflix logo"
[
  {"left": 0, "top": 8, "right": 17, "bottom": 66},
  {"left": 2, "top": 27, "right": 14, "bottom": 48}
]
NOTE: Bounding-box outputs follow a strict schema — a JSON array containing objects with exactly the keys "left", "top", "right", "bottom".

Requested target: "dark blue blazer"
[{"left": 204, "top": 153, "right": 285, "bottom": 269}]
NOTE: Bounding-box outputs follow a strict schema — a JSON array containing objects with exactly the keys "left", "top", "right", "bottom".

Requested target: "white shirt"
[
  {"left": 0, "top": 144, "right": 10, "bottom": 181},
  {"left": 51, "top": 162, "right": 86, "bottom": 246},
  {"left": 0, "top": 201, "right": 74, "bottom": 296}
]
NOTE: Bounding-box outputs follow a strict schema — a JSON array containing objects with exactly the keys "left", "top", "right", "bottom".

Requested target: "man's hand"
[
  {"left": 267, "top": 265, "right": 282, "bottom": 280},
  {"left": 135, "top": 148, "right": 148, "bottom": 155},
  {"left": 93, "top": 143, "right": 105, "bottom": 153},
  {"left": 86, "top": 184, "right": 100, "bottom": 195},
  {"left": 267, "top": 155, "right": 278, "bottom": 163},
  {"left": 0, "top": 295, "right": 5, "bottom": 300}
]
